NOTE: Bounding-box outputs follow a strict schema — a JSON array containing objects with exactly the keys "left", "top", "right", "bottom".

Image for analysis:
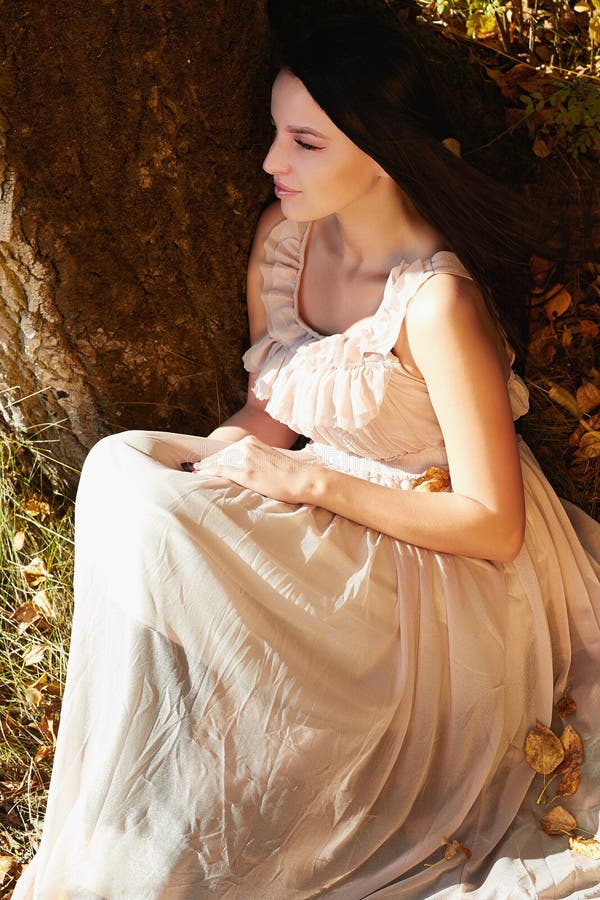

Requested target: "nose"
[{"left": 262, "top": 134, "right": 290, "bottom": 177}]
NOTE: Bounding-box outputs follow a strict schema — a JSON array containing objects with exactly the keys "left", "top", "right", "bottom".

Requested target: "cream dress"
[{"left": 13, "top": 217, "right": 600, "bottom": 899}]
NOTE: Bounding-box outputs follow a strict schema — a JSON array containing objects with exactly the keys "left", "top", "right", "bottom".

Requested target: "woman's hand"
[{"left": 194, "top": 434, "right": 323, "bottom": 505}]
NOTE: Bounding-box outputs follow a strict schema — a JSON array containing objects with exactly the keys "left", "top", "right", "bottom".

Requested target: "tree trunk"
[{"left": 0, "top": 0, "right": 271, "bottom": 492}]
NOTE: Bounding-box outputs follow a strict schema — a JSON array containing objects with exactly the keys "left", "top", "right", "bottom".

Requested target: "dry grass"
[{"left": 0, "top": 434, "right": 75, "bottom": 893}]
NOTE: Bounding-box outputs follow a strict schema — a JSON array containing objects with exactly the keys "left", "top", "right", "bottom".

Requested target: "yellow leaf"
[
  {"left": 578, "top": 432, "right": 600, "bottom": 459},
  {"left": 0, "top": 855, "right": 18, "bottom": 882},
  {"left": 557, "top": 767, "right": 581, "bottom": 797},
  {"left": 32, "top": 589, "right": 55, "bottom": 619},
  {"left": 561, "top": 327, "right": 572, "bottom": 349},
  {"left": 21, "top": 557, "right": 51, "bottom": 588},
  {"left": 22, "top": 642, "right": 50, "bottom": 666},
  {"left": 24, "top": 686, "right": 44, "bottom": 707},
  {"left": 576, "top": 381, "right": 600, "bottom": 414},
  {"left": 533, "top": 136, "right": 552, "bottom": 158},
  {"left": 569, "top": 836, "right": 600, "bottom": 859},
  {"left": 24, "top": 497, "right": 51, "bottom": 520},
  {"left": 12, "top": 531, "right": 26, "bottom": 552},
  {"left": 540, "top": 805, "right": 577, "bottom": 835},
  {"left": 548, "top": 384, "right": 583, "bottom": 419},
  {"left": 443, "top": 839, "right": 472, "bottom": 860},
  {"left": 412, "top": 467, "right": 451, "bottom": 493},
  {"left": 544, "top": 286, "right": 571, "bottom": 320},
  {"left": 554, "top": 695, "right": 577, "bottom": 718},
  {"left": 529, "top": 324, "right": 557, "bottom": 366},
  {"left": 34, "top": 744, "right": 54, "bottom": 763},
  {"left": 524, "top": 720, "right": 565, "bottom": 774}
]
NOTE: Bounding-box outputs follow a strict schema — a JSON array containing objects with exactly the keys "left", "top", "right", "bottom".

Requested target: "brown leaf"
[
  {"left": 572, "top": 320, "right": 599, "bottom": 339},
  {"left": 554, "top": 696, "right": 577, "bottom": 718},
  {"left": 540, "top": 805, "right": 577, "bottom": 835},
  {"left": 529, "top": 324, "right": 557, "bottom": 366},
  {"left": 32, "top": 589, "right": 56, "bottom": 619},
  {"left": 558, "top": 725, "right": 584, "bottom": 771},
  {"left": 569, "top": 836, "right": 600, "bottom": 859},
  {"left": 34, "top": 744, "right": 55, "bottom": 763},
  {"left": 11, "top": 602, "right": 41, "bottom": 635},
  {"left": 548, "top": 384, "right": 583, "bottom": 419},
  {"left": 0, "top": 855, "right": 19, "bottom": 883},
  {"left": 412, "top": 467, "right": 451, "bottom": 493},
  {"left": 577, "top": 432, "right": 600, "bottom": 459},
  {"left": 21, "top": 557, "right": 51, "bottom": 588},
  {"left": 443, "top": 839, "right": 472, "bottom": 860},
  {"left": 22, "top": 642, "right": 50, "bottom": 666},
  {"left": 533, "top": 136, "right": 552, "bottom": 158},
  {"left": 557, "top": 767, "right": 581, "bottom": 797},
  {"left": 24, "top": 684, "right": 44, "bottom": 707},
  {"left": 576, "top": 381, "right": 600, "bottom": 414},
  {"left": 24, "top": 497, "right": 51, "bottom": 520},
  {"left": 544, "top": 286, "right": 572, "bottom": 320},
  {"left": 555, "top": 725, "right": 584, "bottom": 796},
  {"left": 524, "top": 721, "right": 565, "bottom": 774}
]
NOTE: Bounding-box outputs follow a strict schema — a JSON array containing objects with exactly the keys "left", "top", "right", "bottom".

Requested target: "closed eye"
[
  {"left": 295, "top": 138, "right": 319, "bottom": 151},
  {"left": 269, "top": 124, "right": 321, "bottom": 152}
]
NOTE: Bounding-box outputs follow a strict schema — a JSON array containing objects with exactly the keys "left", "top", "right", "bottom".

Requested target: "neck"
[{"left": 325, "top": 180, "right": 447, "bottom": 276}]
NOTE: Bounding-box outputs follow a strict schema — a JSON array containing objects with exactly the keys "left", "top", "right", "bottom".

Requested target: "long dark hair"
[{"left": 271, "top": 15, "right": 559, "bottom": 375}]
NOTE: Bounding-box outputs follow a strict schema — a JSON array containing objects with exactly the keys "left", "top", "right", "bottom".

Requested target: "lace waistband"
[{"left": 303, "top": 441, "right": 451, "bottom": 492}]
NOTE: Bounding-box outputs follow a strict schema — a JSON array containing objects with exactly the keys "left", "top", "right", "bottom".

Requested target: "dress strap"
[{"left": 362, "top": 250, "right": 474, "bottom": 359}]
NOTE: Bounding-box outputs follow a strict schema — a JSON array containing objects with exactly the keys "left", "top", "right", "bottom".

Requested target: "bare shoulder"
[
  {"left": 405, "top": 272, "right": 511, "bottom": 370},
  {"left": 249, "top": 200, "right": 286, "bottom": 259},
  {"left": 246, "top": 201, "right": 287, "bottom": 344},
  {"left": 405, "top": 272, "right": 485, "bottom": 329}
]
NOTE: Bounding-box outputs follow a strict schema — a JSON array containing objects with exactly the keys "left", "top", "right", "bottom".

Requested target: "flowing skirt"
[{"left": 13, "top": 431, "right": 600, "bottom": 899}]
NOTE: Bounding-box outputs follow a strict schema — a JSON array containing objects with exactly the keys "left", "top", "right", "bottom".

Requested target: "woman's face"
[{"left": 262, "top": 68, "right": 383, "bottom": 221}]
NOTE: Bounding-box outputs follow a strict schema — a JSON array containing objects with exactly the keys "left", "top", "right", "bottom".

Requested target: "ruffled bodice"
[{"left": 242, "top": 217, "right": 530, "bottom": 472}]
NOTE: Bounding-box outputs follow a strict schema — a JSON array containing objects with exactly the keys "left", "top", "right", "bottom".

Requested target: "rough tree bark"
[{"left": 0, "top": 0, "right": 271, "bottom": 491}]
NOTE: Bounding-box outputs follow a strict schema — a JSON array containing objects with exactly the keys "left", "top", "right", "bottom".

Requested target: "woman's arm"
[
  {"left": 306, "top": 274, "right": 526, "bottom": 562},
  {"left": 212, "top": 273, "right": 526, "bottom": 563},
  {"left": 206, "top": 200, "right": 300, "bottom": 449}
]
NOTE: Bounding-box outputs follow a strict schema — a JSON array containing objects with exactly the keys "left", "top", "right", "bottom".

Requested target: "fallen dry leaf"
[
  {"left": 32, "top": 589, "right": 55, "bottom": 619},
  {"left": 577, "top": 432, "right": 600, "bottom": 460},
  {"left": 540, "top": 805, "right": 577, "bottom": 835},
  {"left": 21, "top": 558, "right": 51, "bottom": 588},
  {"left": 22, "top": 642, "right": 50, "bottom": 666},
  {"left": 412, "top": 467, "right": 451, "bottom": 493},
  {"left": 556, "top": 725, "right": 584, "bottom": 797},
  {"left": 0, "top": 854, "right": 18, "bottom": 884},
  {"left": 37, "top": 704, "right": 60, "bottom": 745},
  {"left": 555, "top": 696, "right": 577, "bottom": 718},
  {"left": 529, "top": 324, "right": 557, "bottom": 366},
  {"left": 557, "top": 768, "right": 581, "bottom": 797},
  {"left": 569, "top": 836, "right": 600, "bottom": 859},
  {"left": 24, "top": 685, "right": 44, "bottom": 707},
  {"left": 558, "top": 725, "right": 584, "bottom": 771},
  {"left": 24, "top": 497, "right": 51, "bottom": 520},
  {"left": 548, "top": 384, "right": 583, "bottom": 419},
  {"left": 11, "top": 602, "right": 41, "bottom": 635},
  {"left": 443, "top": 839, "right": 472, "bottom": 860},
  {"left": 34, "top": 744, "right": 54, "bottom": 763},
  {"left": 544, "top": 286, "right": 572, "bottom": 320},
  {"left": 576, "top": 381, "right": 600, "bottom": 414},
  {"left": 12, "top": 531, "right": 26, "bottom": 552},
  {"left": 525, "top": 721, "right": 565, "bottom": 774}
]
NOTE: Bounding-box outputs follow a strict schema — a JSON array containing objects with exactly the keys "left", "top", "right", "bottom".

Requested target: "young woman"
[{"left": 14, "top": 17, "right": 600, "bottom": 899}]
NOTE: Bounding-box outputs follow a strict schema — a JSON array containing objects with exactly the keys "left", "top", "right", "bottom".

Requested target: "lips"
[{"left": 274, "top": 181, "right": 300, "bottom": 193}]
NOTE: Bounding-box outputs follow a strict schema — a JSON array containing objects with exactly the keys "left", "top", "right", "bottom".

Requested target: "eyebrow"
[{"left": 270, "top": 115, "right": 328, "bottom": 139}]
